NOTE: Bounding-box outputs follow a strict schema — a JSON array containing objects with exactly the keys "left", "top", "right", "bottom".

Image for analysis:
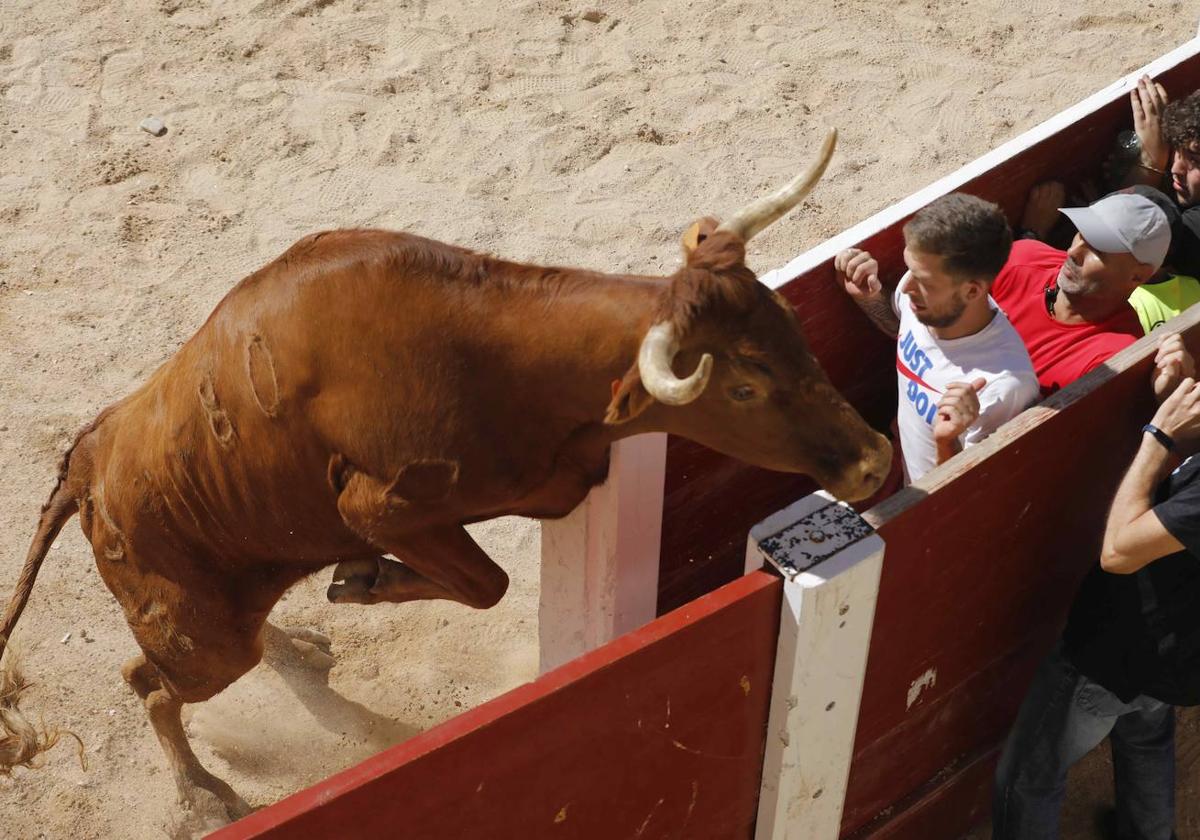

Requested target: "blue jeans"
[{"left": 992, "top": 646, "right": 1176, "bottom": 840}]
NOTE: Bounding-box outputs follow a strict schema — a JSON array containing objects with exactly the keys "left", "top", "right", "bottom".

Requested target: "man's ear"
[
  {"left": 604, "top": 367, "right": 655, "bottom": 425},
  {"left": 963, "top": 279, "right": 987, "bottom": 301}
]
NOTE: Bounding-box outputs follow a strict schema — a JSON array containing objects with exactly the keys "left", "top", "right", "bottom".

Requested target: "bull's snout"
[{"left": 824, "top": 432, "right": 892, "bottom": 502}]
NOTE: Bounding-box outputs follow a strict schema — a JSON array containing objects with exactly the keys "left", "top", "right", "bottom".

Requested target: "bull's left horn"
[
  {"left": 717, "top": 127, "right": 837, "bottom": 242},
  {"left": 637, "top": 322, "right": 713, "bottom": 406}
]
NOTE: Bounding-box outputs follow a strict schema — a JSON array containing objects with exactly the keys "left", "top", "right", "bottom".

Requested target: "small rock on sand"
[{"left": 139, "top": 117, "right": 167, "bottom": 137}]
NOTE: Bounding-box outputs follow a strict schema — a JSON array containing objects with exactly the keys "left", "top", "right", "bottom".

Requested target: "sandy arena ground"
[{"left": 0, "top": 1, "right": 1196, "bottom": 837}]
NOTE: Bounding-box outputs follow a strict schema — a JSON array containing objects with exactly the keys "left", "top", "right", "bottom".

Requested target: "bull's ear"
[
  {"left": 681, "top": 217, "right": 720, "bottom": 259},
  {"left": 604, "top": 367, "right": 654, "bottom": 425}
]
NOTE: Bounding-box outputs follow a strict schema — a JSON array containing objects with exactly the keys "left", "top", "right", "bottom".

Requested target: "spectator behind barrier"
[
  {"left": 1127, "top": 185, "right": 1200, "bottom": 332},
  {"left": 1111, "top": 75, "right": 1200, "bottom": 276},
  {"left": 989, "top": 191, "right": 1186, "bottom": 396},
  {"left": 1020, "top": 182, "right": 1200, "bottom": 335},
  {"left": 834, "top": 193, "right": 1039, "bottom": 484},
  {"left": 1116, "top": 76, "right": 1200, "bottom": 213},
  {"left": 993, "top": 371, "right": 1200, "bottom": 840}
]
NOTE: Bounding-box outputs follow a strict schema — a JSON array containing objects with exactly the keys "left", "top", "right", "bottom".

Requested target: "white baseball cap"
[{"left": 1060, "top": 193, "right": 1171, "bottom": 268}]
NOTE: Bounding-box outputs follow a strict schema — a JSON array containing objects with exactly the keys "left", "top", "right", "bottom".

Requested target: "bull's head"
[{"left": 605, "top": 129, "right": 892, "bottom": 502}]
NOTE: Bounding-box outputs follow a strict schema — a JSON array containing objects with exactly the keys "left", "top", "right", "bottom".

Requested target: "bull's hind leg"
[
  {"left": 122, "top": 655, "right": 252, "bottom": 833},
  {"left": 94, "top": 540, "right": 273, "bottom": 834},
  {"left": 330, "top": 472, "right": 508, "bottom": 608}
]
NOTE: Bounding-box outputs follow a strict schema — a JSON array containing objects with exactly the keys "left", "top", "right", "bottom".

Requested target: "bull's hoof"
[
  {"left": 262, "top": 622, "right": 335, "bottom": 671},
  {"left": 167, "top": 776, "right": 254, "bottom": 839},
  {"left": 327, "top": 557, "right": 382, "bottom": 605}
]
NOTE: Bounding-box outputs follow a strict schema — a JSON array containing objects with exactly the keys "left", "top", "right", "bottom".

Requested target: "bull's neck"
[{"left": 497, "top": 269, "right": 666, "bottom": 439}]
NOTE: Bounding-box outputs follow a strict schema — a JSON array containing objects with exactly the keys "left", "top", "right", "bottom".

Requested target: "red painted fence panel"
[
  {"left": 213, "top": 571, "right": 783, "bottom": 840},
  {"left": 840, "top": 333, "right": 1170, "bottom": 836}
]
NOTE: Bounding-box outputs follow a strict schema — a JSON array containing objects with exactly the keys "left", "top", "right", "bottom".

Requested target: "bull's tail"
[{"left": 0, "top": 469, "right": 81, "bottom": 773}]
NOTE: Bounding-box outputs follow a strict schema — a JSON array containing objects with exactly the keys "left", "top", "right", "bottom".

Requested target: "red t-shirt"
[{"left": 991, "top": 240, "right": 1142, "bottom": 395}]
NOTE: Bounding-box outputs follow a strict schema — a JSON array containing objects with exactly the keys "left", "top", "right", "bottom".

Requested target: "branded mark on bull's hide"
[
  {"left": 92, "top": 484, "right": 126, "bottom": 561},
  {"left": 198, "top": 375, "right": 235, "bottom": 447},
  {"left": 246, "top": 335, "right": 280, "bottom": 417}
]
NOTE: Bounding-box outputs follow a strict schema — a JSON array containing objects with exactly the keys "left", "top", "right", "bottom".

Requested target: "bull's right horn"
[
  {"left": 717, "top": 127, "right": 837, "bottom": 242},
  {"left": 637, "top": 322, "right": 713, "bottom": 406}
]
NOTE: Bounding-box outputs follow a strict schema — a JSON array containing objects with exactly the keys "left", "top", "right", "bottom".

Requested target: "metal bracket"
[{"left": 753, "top": 498, "right": 874, "bottom": 581}]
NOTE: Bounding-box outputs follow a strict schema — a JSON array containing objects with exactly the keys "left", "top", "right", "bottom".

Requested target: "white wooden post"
[
  {"left": 750, "top": 491, "right": 885, "bottom": 840},
  {"left": 538, "top": 433, "right": 667, "bottom": 674}
]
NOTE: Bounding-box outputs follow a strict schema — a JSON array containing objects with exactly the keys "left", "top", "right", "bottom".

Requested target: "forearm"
[
  {"left": 1102, "top": 436, "right": 1176, "bottom": 567},
  {"left": 853, "top": 294, "right": 900, "bottom": 338},
  {"left": 1108, "top": 437, "right": 1173, "bottom": 525}
]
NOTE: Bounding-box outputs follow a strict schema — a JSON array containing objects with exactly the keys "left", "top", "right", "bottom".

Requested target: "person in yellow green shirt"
[
  {"left": 1121, "top": 185, "right": 1200, "bottom": 332},
  {"left": 1130, "top": 273, "right": 1200, "bottom": 333}
]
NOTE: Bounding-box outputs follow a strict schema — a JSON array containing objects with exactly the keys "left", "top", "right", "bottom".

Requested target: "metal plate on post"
[{"left": 755, "top": 499, "right": 875, "bottom": 580}]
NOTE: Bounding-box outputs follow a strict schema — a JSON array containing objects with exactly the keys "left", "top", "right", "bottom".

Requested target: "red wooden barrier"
[
  {"left": 839, "top": 319, "right": 1187, "bottom": 837},
  {"left": 212, "top": 571, "right": 782, "bottom": 840}
]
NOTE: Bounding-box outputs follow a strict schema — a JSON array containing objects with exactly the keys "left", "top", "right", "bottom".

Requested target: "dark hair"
[
  {"left": 902, "top": 193, "right": 1013, "bottom": 282},
  {"left": 1164, "top": 90, "right": 1200, "bottom": 149},
  {"left": 1121, "top": 185, "right": 1200, "bottom": 276}
]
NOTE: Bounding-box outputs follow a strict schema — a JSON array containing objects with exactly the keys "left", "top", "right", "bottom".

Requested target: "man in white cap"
[{"left": 991, "top": 192, "right": 1176, "bottom": 396}]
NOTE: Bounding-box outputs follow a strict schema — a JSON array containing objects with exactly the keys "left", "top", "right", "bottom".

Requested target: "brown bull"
[{"left": 0, "top": 128, "right": 889, "bottom": 830}]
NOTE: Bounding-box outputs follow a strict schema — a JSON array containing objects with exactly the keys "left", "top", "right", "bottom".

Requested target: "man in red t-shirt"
[{"left": 992, "top": 192, "right": 1172, "bottom": 395}]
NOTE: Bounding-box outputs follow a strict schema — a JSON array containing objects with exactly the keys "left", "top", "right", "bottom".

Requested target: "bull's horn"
[
  {"left": 637, "top": 322, "right": 713, "bottom": 406},
  {"left": 717, "top": 127, "right": 837, "bottom": 242}
]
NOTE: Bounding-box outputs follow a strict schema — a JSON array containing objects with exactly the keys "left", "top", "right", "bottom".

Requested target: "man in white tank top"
[{"left": 835, "top": 193, "right": 1040, "bottom": 483}]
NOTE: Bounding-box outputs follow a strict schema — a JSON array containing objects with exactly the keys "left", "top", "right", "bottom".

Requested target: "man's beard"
[
  {"left": 915, "top": 296, "right": 967, "bottom": 329},
  {"left": 1175, "top": 180, "right": 1195, "bottom": 208},
  {"left": 1057, "top": 258, "right": 1094, "bottom": 295}
]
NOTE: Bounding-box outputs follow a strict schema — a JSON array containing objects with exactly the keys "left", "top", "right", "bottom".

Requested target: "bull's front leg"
[
  {"left": 327, "top": 532, "right": 507, "bottom": 609},
  {"left": 329, "top": 469, "right": 508, "bottom": 608},
  {"left": 328, "top": 463, "right": 511, "bottom": 607}
]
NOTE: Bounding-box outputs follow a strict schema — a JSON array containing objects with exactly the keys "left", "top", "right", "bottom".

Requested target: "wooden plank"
[
  {"left": 539, "top": 433, "right": 667, "bottom": 673},
  {"left": 657, "top": 38, "right": 1200, "bottom": 617},
  {"left": 841, "top": 636, "right": 1042, "bottom": 830},
  {"left": 837, "top": 303, "right": 1200, "bottom": 838},
  {"left": 211, "top": 570, "right": 783, "bottom": 840},
  {"left": 843, "top": 748, "right": 998, "bottom": 840},
  {"left": 750, "top": 492, "right": 886, "bottom": 840}
]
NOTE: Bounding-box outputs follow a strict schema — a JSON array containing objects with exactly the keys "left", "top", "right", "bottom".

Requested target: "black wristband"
[
  {"left": 1143, "top": 423, "right": 1177, "bottom": 452},
  {"left": 1015, "top": 227, "right": 1041, "bottom": 241}
]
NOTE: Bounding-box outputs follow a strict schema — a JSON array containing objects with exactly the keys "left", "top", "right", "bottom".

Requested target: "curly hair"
[
  {"left": 902, "top": 193, "right": 1013, "bottom": 281},
  {"left": 1164, "top": 90, "right": 1200, "bottom": 149}
]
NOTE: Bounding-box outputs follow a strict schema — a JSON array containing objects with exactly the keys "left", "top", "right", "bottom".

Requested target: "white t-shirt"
[{"left": 893, "top": 276, "right": 1039, "bottom": 483}]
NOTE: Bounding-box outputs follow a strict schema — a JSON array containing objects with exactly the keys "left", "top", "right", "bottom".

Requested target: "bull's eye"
[{"left": 730, "top": 385, "right": 756, "bottom": 402}]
